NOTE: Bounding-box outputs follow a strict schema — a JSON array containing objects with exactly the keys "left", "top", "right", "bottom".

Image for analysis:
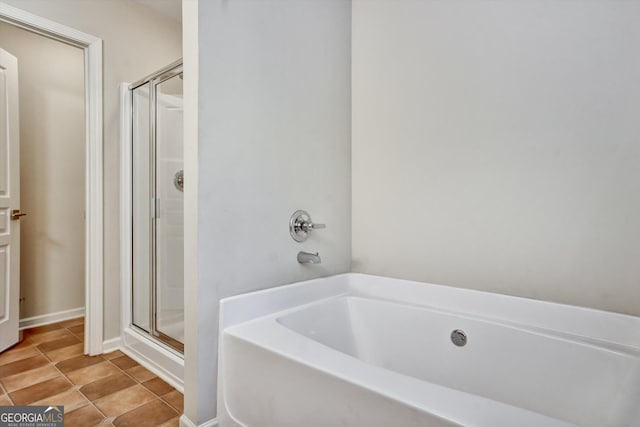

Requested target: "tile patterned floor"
[{"left": 0, "top": 318, "right": 183, "bottom": 426}]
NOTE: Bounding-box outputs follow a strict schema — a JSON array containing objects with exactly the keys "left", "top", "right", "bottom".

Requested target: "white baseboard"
[
  {"left": 19, "top": 307, "right": 85, "bottom": 330},
  {"left": 102, "top": 336, "right": 122, "bottom": 353},
  {"left": 120, "top": 327, "right": 184, "bottom": 392},
  {"left": 180, "top": 415, "right": 218, "bottom": 427}
]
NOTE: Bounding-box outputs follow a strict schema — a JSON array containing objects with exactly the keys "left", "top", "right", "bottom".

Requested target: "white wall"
[
  {"left": 0, "top": 22, "right": 84, "bottom": 319},
  {"left": 185, "top": 0, "right": 351, "bottom": 423},
  {"left": 182, "top": 0, "right": 198, "bottom": 423},
  {"left": 352, "top": 0, "right": 640, "bottom": 316},
  {"left": 1, "top": 0, "right": 182, "bottom": 338}
]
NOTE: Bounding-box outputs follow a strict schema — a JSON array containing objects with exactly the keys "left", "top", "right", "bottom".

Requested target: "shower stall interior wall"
[
  {"left": 120, "top": 60, "right": 185, "bottom": 390},
  {"left": 155, "top": 81, "right": 185, "bottom": 346}
]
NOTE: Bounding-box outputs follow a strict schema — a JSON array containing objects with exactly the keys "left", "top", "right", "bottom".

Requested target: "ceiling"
[{"left": 131, "top": 0, "right": 182, "bottom": 23}]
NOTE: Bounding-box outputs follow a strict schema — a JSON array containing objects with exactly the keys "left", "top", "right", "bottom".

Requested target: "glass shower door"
[
  {"left": 154, "top": 73, "right": 184, "bottom": 350},
  {"left": 131, "top": 61, "right": 184, "bottom": 353}
]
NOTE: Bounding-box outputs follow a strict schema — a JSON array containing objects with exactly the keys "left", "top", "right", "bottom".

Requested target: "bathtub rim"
[
  {"left": 220, "top": 273, "right": 640, "bottom": 351},
  {"left": 273, "top": 294, "right": 640, "bottom": 358}
]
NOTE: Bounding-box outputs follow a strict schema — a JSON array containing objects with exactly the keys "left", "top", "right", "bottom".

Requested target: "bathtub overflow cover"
[{"left": 451, "top": 329, "right": 467, "bottom": 347}]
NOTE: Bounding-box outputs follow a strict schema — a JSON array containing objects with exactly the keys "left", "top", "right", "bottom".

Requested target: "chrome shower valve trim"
[{"left": 289, "top": 210, "right": 326, "bottom": 242}]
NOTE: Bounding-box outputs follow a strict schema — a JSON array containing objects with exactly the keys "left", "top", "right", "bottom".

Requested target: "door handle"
[{"left": 11, "top": 210, "right": 27, "bottom": 220}]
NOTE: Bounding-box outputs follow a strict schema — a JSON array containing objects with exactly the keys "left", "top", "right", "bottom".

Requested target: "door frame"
[{"left": 0, "top": 3, "right": 104, "bottom": 355}]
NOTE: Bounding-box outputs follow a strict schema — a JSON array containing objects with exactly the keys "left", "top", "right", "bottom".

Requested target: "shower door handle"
[{"left": 151, "top": 198, "right": 160, "bottom": 219}]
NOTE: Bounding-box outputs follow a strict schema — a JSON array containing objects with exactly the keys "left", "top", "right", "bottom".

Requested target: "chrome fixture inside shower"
[{"left": 174, "top": 169, "right": 184, "bottom": 192}]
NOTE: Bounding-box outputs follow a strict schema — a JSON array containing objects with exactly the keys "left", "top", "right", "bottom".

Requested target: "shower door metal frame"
[{"left": 130, "top": 59, "right": 184, "bottom": 354}]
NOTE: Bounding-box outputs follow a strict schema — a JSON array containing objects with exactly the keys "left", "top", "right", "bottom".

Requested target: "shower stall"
[{"left": 120, "top": 59, "right": 184, "bottom": 388}]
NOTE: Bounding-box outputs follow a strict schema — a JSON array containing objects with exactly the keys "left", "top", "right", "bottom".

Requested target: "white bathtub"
[{"left": 217, "top": 274, "right": 640, "bottom": 427}]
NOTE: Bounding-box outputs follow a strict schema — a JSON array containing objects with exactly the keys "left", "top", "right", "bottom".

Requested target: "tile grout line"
[
  {"left": 59, "top": 350, "right": 167, "bottom": 423},
  {"left": 0, "top": 375, "right": 16, "bottom": 406},
  {"left": 1, "top": 335, "right": 48, "bottom": 406},
  {"left": 1, "top": 324, "right": 87, "bottom": 407},
  {"left": 2, "top": 335, "right": 60, "bottom": 405},
  {"left": 102, "top": 355, "right": 175, "bottom": 422},
  {"left": 35, "top": 326, "right": 83, "bottom": 408},
  {"left": 158, "top": 394, "right": 182, "bottom": 414},
  {"left": 1, "top": 324, "right": 85, "bottom": 408},
  {"left": 102, "top": 352, "right": 183, "bottom": 420},
  {"left": 23, "top": 323, "right": 105, "bottom": 420},
  {"left": 51, "top": 326, "right": 111, "bottom": 421},
  {"left": 0, "top": 377, "right": 8, "bottom": 395}
]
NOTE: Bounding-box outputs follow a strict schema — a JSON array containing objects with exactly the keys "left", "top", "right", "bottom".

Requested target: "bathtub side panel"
[{"left": 220, "top": 333, "right": 460, "bottom": 427}]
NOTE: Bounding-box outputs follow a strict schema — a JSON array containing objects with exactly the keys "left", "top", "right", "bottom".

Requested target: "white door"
[{"left": 0, "top": 48, "right": 21, "bottom": 352}]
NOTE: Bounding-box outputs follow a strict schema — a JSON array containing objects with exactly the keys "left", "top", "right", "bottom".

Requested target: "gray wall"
[
  {"left": 0, "top": 22, "right": 84, "bottom": 320},
  {"left": 185, "top": 0, "right": 351, "bottom": 423},
  {"left": 352, "top": 0, "right": 640, "bottom": 316}
]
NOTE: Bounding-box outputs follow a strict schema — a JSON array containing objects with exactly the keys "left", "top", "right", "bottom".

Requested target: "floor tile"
[
  {"left": 0, "top": 345, "right": 39, "bottom": 366},
  {"left": 44, "top": 343, "right": 84, "bottom": 363},
  {"left": 67, "top": 324, "right": 84, "bottom": 336},
  {"left": 158, "top": 417, "right": 181, "bottom": 427},
  {"left": 7, "top": 339, "right": 34, "bottom": 351},
  {"left": 1, "top": 365, "right": 60, "bottom": 392},
  {"left": 110, "top": 355, "right": 138, "bottom": 370},
  {"left": 161, "top": 390, "right": 184, "bottom": 413},
  {"left": 141, "top": 377, "right": 174, "bottom": 396},
  {"left": 80, "top": 372, "right": 135, "bottom": 401},
  {"left": 0, "top": 317, "right": 184, "bottom": 426},
  {"left": 33, "top": 389, "right": 90, "bottom": 413},
  {"left": 26, "top": 329, "right": 73, "bottom": 345},
  {"left": 0, "top": 355, "right": 49, "bottom": 378},
  {"left": 9, "top": 376, "right": 72, "bottom": 405},
  {"left": 22, "top": 323, "right": 62, "bottom": 336},
  {"left": 103, "top": 350, "right": 124, "bottom": 360},
  {"left": 113, "top": 399, "right": 178, "bottom": 427},
  {"left": 125, "top": 365, "right": 155, "bottom": 382},
  {"left": 66, "top": 361, "right": 120, "bottom": 385},
  {"left": 93, "top": 384, "right": 156, "bottom": 418},
  {"left": 64, "top": 404, "right": 103, "bottom": 427},
  {"left": 56, "top": 354, "right": 104, "bottom": 374},
  {"left": 56, "top": 318, "right": 85, "bottom": 329},
  {"left": 37, "top": 335, "right": 81, "bottom": 353}
]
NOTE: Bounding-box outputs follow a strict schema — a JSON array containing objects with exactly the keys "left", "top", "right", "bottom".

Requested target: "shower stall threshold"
[{"left": 121, "top": 326, "right": 184, "bottom": 392}]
